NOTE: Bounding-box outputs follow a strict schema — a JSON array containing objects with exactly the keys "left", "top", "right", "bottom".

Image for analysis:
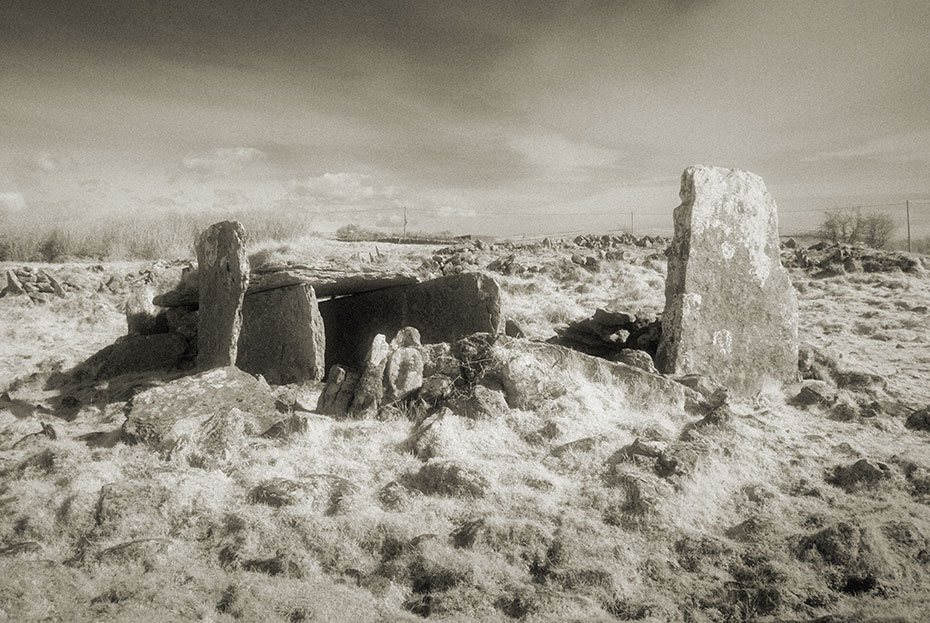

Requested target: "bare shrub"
[{"left": 818, "top": 209, "right": 896, "bottom": 249}]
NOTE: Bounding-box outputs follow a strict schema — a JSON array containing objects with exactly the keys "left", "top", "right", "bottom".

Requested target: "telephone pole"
[
  {"left": 906, "top": 200, "right": 911, "bottom": 252},
  {"left": 403, "top": 206, "right": 408, "bottom": 240}
]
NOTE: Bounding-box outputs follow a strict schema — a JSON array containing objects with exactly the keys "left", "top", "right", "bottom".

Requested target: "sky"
[{"left": 1, "top": 0, "right": 929, "bottom": 237}]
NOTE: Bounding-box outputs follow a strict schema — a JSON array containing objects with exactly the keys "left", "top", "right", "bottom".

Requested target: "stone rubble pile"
[
  {"left": 1, "top": 266, "right": 68, "bottom": 301},
  {"left": 318, "top": 329, "right": 690, "bottom": 420},
  {"left": 548, "top": 309, "right": 662, "bottom": 363},
  {"left": 572, "top": 233, "right": 667, "bottom": 251},
  {"left": 781, "top": 242, "right": 924, "bottom": 275}
]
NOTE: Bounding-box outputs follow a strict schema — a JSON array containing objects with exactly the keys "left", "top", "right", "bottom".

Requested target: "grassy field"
[{"left": 1, "top": 237, "right": 929, "bottom": 622}]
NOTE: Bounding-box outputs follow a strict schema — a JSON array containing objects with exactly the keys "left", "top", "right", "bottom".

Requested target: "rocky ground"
[{"left": 1, "top": 236, "right": 929, "bottom": 623}]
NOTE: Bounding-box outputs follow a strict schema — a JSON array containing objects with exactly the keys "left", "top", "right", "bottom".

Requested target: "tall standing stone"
[
  {"left": 656, "top": 166, "right": 798, "bottom": 395},
  {"left": 196, "top": 221, "right": 249, "bottom": 369}
]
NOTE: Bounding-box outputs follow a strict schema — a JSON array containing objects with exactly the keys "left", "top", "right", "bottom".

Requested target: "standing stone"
[
  {"left": 236, "top": 284, "right": 326, "bottom": 384},
  {"left": 348, "top": 334, "right": 390, "bottom": 419},
  {"left": 195, "top": 221, "right": 249, "bottom": 369},
  {"left": 656, "top": 166, "right": 799, "bottom": 395}
]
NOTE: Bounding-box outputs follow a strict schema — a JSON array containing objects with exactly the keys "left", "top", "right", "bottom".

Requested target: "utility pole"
[
  {"left": 403, "top": 206, "right": 408, "bottom": 240},
  {"left": 629, "top": 212, "right": 634, "bottom": 233},
  {"left": 906, "top": 200, "right": 911, "bottom": 252}
]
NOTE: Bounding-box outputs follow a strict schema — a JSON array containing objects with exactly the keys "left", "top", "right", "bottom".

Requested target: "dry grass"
[
  {"left": 0, "top": 208, "right": 323, "bottom": 262},
  {"left": 1, "top": 239, "right": 930, "bottom": 621}
]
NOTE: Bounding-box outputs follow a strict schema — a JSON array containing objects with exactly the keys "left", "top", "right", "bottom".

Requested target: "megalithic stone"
[
  {"left": 196, "top": 221, "right": 249, "bottom": 369},
  {"left": 656, "top": 166, "right": 799, "bottom": 396}
]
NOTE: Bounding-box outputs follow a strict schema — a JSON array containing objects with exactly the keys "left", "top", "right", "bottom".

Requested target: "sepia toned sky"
[{"left": 1, "top": 0, "right": 929, "bottom": 235}]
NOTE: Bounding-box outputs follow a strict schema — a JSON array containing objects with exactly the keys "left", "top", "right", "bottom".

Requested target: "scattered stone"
[
  {"left": 236, "top": 284, "right": 325, "bottom": 384},
  {"left": 3, "top": 269, "right": 26, "bottom": 296},
  {"left": 391, "top": 326, "right": 422, "bottom": 348},
  {"left": 319, "top": 272, "right": 502, "bottom": 369},
  {"left": 122, "top": 366, "right": 277, "bottom": 452},
  {"left": 195, "top": 221, "right": 249, "bottom": 369},
  {"left": 905, "top": 406, "right": 930, "bottom": 432},
  {"left": 828, "top": 459, "right": 892, "bottom": 491},
  {"left": 656, "top": 166, "right": 799, "bottom": 396},
  {"left": 261, "top": 414, "right": 310, "bottom": 440}
]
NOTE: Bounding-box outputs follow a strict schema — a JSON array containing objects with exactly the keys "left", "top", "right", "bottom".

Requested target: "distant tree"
[
  {"left": 818, "top": 210, "right": 861, "bottom": 245},
  {"left": 859, "top": 213, "right": 896, "bottom": 249}
]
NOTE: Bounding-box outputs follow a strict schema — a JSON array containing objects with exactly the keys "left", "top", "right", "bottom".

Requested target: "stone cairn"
[{"left": 656, "top": 165, "right": 799, "bottom": 396}]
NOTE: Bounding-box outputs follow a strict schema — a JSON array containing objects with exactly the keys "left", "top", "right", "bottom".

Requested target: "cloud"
[
  {"left": 817, "top": 130, "right": 930, "bottom": 163},
  {"left": 287, "top": 172, "right": 398, "bottom": 205},
  {"left": 509, "top": 134, "right": 621, "bottom": 171},
  {"left": 0, "top": 192, "right": 26, "bottom": 213},
  {"left": 34, "top": 151, "right": 58, "bottom": 172},
  {"left": 182, "top": 147, "right": 266, "bottom": 175},
  {"left": 434, "top": 205, "right": 477, "bottom": 218}
]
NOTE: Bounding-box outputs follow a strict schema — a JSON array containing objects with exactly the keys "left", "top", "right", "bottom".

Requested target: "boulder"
[
  {"left": 195, "top": 221, "right": 249, "bottom": 369},
  {"left": 482, "top": 336, "right": 688, "bottom": 413},
  {"left": 656, "top": 166, "right": 799, "bottom": 396},
  {"left": 236, "top": 284, "right": 326, "bottom": 384},
  {"left": 319, "top": 272, "right": 502, "bottom": 369},
  {"left": 122, "top": 366, "right": 278, "bottom": 451}
]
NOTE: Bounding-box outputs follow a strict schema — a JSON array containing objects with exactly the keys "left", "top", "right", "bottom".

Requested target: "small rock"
[
  {"left": 405, "top": 461, "right": 490, "bottom": 498},
  {"left": 829, "top": 458, "right": 892, "bottom": 491},
  {"left": 419, "top": 374, "right": 455, "bottom": 403},
  {"left": 905, "top": 406, "right": 930, "bottom": 432},
  {"left": 504, "top": 319, "right": 526, "bottom": 338},
  {"left": 610, "top": 349, "right": 659, "bottom": 374},
  {"left": 795, "top": 380, "right": 838, "bottom": 407}
]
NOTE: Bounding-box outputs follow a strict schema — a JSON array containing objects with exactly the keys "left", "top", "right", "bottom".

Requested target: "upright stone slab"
[
  {"left": 196, "top": 221, "right": 249, "bottom": 369},
  {"left": 656, "top": 166, "right": 798, "bottom": 395},
  {"left": 236, "top": 284, "right": 326, "bottom": 384},
  {"left": 318, "top": 272, "right": 502, "bottom": 369}
]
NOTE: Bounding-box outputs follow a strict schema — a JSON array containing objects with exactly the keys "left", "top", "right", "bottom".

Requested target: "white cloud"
[
  {"left": 34, "top": 151, "right": 57, "bottom": 172},
  {"left": 287, "top": 172, "right": 397, "bottom": 204},
  {"left": 509, "top": 134, "right": 621, "bottom": 171},
  {"left": 182, "top": 147, "right": 265, "bottom": 175},
  {"left": 0, "top": 192, "right": 26, "bottom": 213},
  {"left": 434, "top": 205, "right": 477, "bottom": 218},
  {"left": 817, "top": 130, "right": 930, "bottom": 163}
]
